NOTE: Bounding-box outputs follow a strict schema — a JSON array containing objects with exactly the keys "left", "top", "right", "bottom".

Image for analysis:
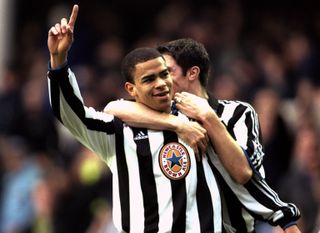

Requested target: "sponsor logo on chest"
[{"left": 159, "top": 142, "right": 191, "bottom": 180}]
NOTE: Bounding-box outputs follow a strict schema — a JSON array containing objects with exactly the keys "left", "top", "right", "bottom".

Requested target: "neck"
[{"left": 190, "top": 84, "right": 208, "bottom": 99}]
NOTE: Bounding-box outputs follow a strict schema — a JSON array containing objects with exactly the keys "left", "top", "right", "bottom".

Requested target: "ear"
[
  {"left": 187, "top": 66, "right": 200, "bottom": 81},
  {"left": 124, "top": 82, "right": 136, "bottom": 97}
]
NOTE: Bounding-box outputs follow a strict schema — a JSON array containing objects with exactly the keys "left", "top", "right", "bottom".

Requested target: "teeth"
[{"left": 155, "top": 93, "right": 166, "bottom": 96}]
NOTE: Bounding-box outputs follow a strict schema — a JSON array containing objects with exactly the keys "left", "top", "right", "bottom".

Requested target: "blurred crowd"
[{"left": 0, "top": 0, "right": 320, "bottom": 232}]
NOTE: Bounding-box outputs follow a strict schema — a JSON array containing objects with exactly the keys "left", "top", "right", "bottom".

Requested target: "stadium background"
[{"left": 0, "top": 0, "right": 319, "bottom": 232}]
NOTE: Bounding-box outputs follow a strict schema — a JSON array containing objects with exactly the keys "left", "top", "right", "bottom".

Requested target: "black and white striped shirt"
[
  {"left": 206, "top": 95, "right": 301, "bottom": 232},
  {"left": 48, "top": 65, "right": 224, "bottom": 233}
]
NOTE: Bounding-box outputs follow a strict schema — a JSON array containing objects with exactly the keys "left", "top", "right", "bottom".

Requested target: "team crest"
[{"left": 159, "top": 142, "right": 191, "bottom": 180}]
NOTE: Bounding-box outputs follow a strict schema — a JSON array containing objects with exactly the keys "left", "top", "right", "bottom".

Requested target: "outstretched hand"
[{"left": 48, "top": 4, "right": 79, "bottom": 68}]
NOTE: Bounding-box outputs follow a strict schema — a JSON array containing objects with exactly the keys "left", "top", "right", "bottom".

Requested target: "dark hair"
[
  {"left": 121, "top": 47, "right": 164, "bottom": 83},
  {"left": 157, "top": 38, "right": 210, "bottom": 88}
]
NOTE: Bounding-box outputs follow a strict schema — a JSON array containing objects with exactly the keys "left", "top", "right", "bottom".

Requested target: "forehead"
[
  {"left": 163, "top": 54, "right": 180, "bottom": 71},
  {"left": 133, "top": 57, "right": 167, "bottom": 80},
  {"left": 163, "top": 54, "right": 181, "bottom": 74},
  {"left": 163, "top": 54, "right": 175, "bottom": 65}
]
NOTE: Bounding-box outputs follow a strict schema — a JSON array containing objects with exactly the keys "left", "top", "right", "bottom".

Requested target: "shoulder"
[{"left": 218, "top": 99, "right": 257, "bottom": 115}]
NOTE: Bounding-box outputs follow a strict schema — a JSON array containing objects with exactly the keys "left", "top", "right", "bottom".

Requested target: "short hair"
[
  {"left": 121, "top": 47, "right": 164, "bottom": 83},
  {"left": 157, "top": 38, "right": 210, "bottom": 88}
]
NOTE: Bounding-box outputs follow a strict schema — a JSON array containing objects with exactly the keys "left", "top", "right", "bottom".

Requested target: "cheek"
[
  {"left": 172, "top": 75, "right": 184, "bottom": 85},
  {"left": 172, "top": 78, "right": 183, "bottom": 91},
  {"left": 137, "top": 86, "right": 151, "bottom": 98},
  {"left": 171, "top": 77, "right": 179, "bottom": 87}
]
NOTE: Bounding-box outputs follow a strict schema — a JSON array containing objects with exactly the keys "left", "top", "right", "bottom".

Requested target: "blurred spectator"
[
  {"left": 254, "top": 45, "right": 290, "bottom": 98},
  {"left": 18, "top": 76, "right": 58, "bottom": 154},
  {"left": 31, "top": 152, "right": 69, "bottom": 233},
  {"left": 94, "top": 37, "right": 124, "bottom": 76},
  {"left": 283, "top": 32, "right": 320, "bottom": 89},
  {"left": 281, "top": 79, "right": 319, "bottom": 133},
  {"left": 52, "top": 146, "right": 111, "bottom": 233},
  {"left": 0, "top": 64, "right": 24, "bottom": 135},
  {"left": 0, "top": 136, "right": 42, "bottom": 233},
  {"left": 209, "top": 73, "right": 242, "bottom": 100},
  {"left": 253, "top": 88, "right": 293, "bottom": 190},
  {"left": 277, "top": 124, "right": 320, "bottom": 233}
]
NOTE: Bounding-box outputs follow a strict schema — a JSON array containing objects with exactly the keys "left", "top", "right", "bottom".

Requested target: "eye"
[
  {"left": 160, "top": 70, "right": 170, "bottom": 78},
  {"left": 142, "top": 76, "right": 155, "bottom": 83}
]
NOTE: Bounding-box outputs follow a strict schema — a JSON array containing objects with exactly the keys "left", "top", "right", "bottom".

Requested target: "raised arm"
[
  {"left": 48, "top": 4, "right": 78, "bottom": 68},
  {"left": 104, "top": 100, "right": 209, "bottom": 159},
  {"left": 47, "top": 5, "right": 116, "bottom": 163},
  {"left": 174, "top": 92, "right": 252, "bottom": 184}
]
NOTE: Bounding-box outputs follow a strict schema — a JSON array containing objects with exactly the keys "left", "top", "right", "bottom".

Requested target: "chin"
[{"left": 156, "top": 105, "right": 171, "bottom": 113}]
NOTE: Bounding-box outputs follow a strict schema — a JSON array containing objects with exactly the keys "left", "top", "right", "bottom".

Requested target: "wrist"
[
  {"left": 168, "top": 114, "right": 184, "bottom": 132},
  {"left": 283, "top": 222, "right": 298, "bottom": 231},
  {"left": 200, "top": 110, "right": 218, "bottom": 127},
  {"left": 50, "top": 53, "right": 68, "bottom": 69}
]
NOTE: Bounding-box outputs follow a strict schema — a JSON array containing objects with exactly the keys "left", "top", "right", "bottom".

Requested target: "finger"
[
  {"left": 174, "top": 96, "right": 182, "bottom": 104},
  {"left": 205, "top": 133, "right": 209, "bottom": 143},
  {"left": 198, "top": 141, "right": 207, "bottom": 156},
  {"left": 182, "top": 92, "right": 194, "bottom": 98},
  {"left": 54, "top": 23, "right": 62, "bottom": 34},
  {"left": 202, "top": 151, "right": 207, "bottom": 159},
  {"left": 175, "top": 92, "right": 183, "bottom": 99},
  {"left": 193, "top": 147, "right": 200, "bottom": 162},
  {"left": 68, "top": 4, "right": 79, "bottom": 31},
  {"left": 181, "top": 92, "right": 190, "bottom": 97},
  {"left": 49, "top": 26, "right": 58, "bottom": 36},
  {"left": 61, "top": 18, "right": 68, "bottom": 33}
]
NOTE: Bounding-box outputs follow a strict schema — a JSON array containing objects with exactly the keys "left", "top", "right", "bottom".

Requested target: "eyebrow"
[{"left": 141, "top": 68, "right": 169, "bottom": 81}]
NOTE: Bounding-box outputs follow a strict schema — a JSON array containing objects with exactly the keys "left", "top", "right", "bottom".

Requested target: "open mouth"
[
  {"left": 153, "top": 91, "right": 171, "bottom": 102},
  {"left": 153, "top": 91, "right": 170, "bottom": 97}
]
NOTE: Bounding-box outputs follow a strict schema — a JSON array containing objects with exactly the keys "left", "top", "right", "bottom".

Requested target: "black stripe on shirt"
[
  {"left": 216, "top": 104, "right": 224, "bottom": 118},
  {"left": 245, "top": 111, "right": 264, "bottom": 170},
  {"left": 163, "top": 131, "right": 186, "bottom": 233},
  {"left": 226, "top": 104, "right": 247, "bottom": 139},
  {"left": 114, "top": 118, "right": 130, "bottom": 232},
  {"left": 244, "top": 177, "right": 283, "bottom": 211},
  {"left": 244, "top": 111, "right": 255, "bottom": 158},
  {"left": 133, "top": 128, "right": 159, "bottom": 233},
  {"left": 207, "top": 158, "right": 247, "bottom": 232},
  {"left": 196, "top": 160, "right": 214, "bottom": 233},
  {"left": 49, "top": 70, "right": 115, "bottom": 134},
  {"left": 49, "top": 78, "right": 62, "bottom": 123}
]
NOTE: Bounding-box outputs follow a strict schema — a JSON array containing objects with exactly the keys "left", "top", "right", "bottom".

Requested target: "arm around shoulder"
[
  {"left": 104, "top": 100, "right": 209, "bottom": 158},
  {"left": 104, "top": 100, "right": 180, "bottom": 130},
  {"left": 201, "top": 111, "right": 253, "bottom": 184}
]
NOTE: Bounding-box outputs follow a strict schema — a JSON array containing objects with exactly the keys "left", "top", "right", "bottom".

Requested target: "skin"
[
  {"left": 48, "top": 5, "right": 79, "bottom": 69},
  {"left": 124, "top": 57, "right": 173, "bottom": 113},
  {"left": 163, "top": 54, "right": 207, "bottom": 98},
  {"left": 283, "top": 225, "right": 302, "bottom": 233}
]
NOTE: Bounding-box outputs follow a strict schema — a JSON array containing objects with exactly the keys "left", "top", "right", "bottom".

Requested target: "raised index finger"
[{"left": 68, "top": 4, "right": 79, "bottom": 30}]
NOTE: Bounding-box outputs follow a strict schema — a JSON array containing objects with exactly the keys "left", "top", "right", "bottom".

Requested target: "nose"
[{"left": 155, "top": 77, "right": 167, "bottom": 88}]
